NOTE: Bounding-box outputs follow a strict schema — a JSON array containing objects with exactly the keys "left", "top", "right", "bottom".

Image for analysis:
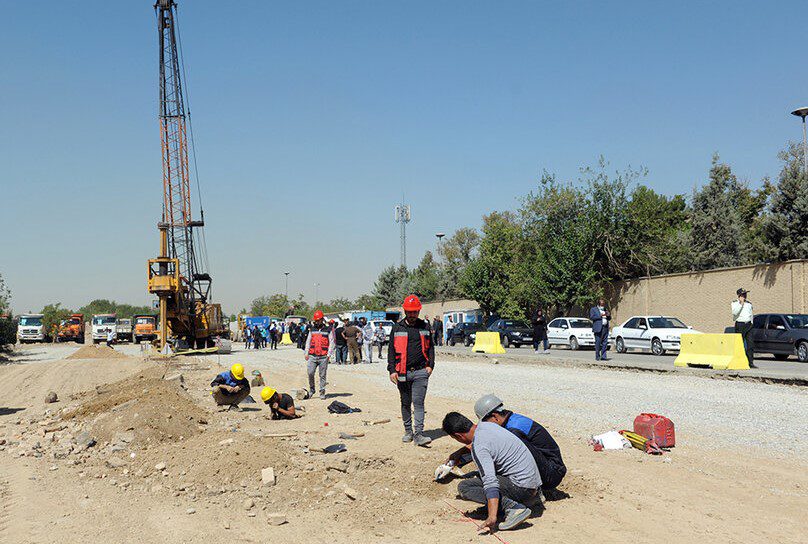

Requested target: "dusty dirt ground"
[{"left": 0, "top": 344, "right": 806, "bottom": 544}]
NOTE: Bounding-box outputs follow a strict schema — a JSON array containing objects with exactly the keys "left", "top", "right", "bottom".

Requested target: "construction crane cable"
[{"left": 174, "top": 4, "right": 212, "bottom": 281}]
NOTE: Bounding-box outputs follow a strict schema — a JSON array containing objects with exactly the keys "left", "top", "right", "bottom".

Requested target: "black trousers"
[{"left": 735, "top": 321, "right": 754, "bottom": 365}]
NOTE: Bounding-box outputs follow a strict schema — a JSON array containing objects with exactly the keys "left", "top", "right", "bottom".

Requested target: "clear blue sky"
[{"left": 1, "top": 1, "right": 804, "bottom": 315}]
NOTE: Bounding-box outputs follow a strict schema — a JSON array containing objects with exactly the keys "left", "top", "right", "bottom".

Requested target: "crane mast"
[{"left": 148, "top": 0, "right": 222, "bottom": 351}]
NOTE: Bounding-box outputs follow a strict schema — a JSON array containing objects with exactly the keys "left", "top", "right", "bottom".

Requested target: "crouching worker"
[
  {"left": 442, "top": 412, "right": 541, "bottom": 533},
  {"left": 260, "top": 386, "right": 300, "bottom": 420},
  {"left": 210, "top": 363, "right": 250, "bottom": 408},
  {"left": 474, "top": 394, "right": 566, "bottom": 490}
]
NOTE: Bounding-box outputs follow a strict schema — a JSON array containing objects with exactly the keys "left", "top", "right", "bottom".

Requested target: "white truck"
[
  {"left": 92, "top": 314, "right": 118, "bottom": 344},
  {"left": 116, "top": 318, "right": 133, "bottom": 343},
  {"left": 17, "top": 313, "right": 46, "bottom": 343}
]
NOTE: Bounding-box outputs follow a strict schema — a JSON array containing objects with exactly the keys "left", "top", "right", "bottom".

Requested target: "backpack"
[{"left": 327, "top": 400, "right": 362, "bottom": 414}]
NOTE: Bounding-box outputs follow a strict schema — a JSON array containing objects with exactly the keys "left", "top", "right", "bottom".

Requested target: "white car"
[
  {"left": 612, "top": 316, "right": 702, "bottom": 356},
  {"left": 547, "top": 317, "right": 598, "bottom": 350}
]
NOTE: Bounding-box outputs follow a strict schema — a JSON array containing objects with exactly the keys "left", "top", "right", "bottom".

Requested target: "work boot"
[
  {"left": 402, "top": 431, "right": 413, "bottom": 443},
  {"left": 319, "top": 392, "right": 327, "bottom": 400},
  {"left": 499, "top": 506, "right": 531, "bottom": 531},
  {"left": 414, "top": 434, "right": 432, "bottom": 447}
]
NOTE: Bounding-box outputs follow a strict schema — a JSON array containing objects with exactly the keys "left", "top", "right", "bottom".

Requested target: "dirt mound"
[
  {"left": 67, "top": 345, "right": 128, "bottom": 360},
  {"left": 63, "top": 366, "right": 206, "bottom": 446}
]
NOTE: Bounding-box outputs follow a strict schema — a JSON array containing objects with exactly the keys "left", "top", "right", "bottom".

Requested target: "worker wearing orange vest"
[
  {"left": 388, "top": 294, "right": 435, "bottom": 447},
  {"left": 305, "top": 310, "right": 335, "bottom": 400}
]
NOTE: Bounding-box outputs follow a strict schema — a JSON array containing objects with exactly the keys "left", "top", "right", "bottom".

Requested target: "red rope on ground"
[{"left": 442, "top": 499, "right": 512, "bottom": 544}]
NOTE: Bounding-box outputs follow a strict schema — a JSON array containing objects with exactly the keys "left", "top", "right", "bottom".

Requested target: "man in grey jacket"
[{"left": 442, "top": 412, "right": 542, "bottom": 533}]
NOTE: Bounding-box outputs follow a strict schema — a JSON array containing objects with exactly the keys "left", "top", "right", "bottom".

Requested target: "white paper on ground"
[{"left": 593, "top": 430, "right": 631, "bottom": 450}]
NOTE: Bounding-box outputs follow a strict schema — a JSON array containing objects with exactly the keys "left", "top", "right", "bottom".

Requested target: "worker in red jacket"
[
  {"left": 388, "top": 294, "right": 434, "bottom": 447},
  {"left": 305, "top": 310, "right": 335, "bottom": 400}
]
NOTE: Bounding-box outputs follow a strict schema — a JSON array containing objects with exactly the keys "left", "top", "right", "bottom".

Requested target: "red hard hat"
[
  {"left": 313, "top": 310, "right": 324, "bottom": 320},
  {"left": 402, "top": 294, "right": 422, "bottom": 312}
]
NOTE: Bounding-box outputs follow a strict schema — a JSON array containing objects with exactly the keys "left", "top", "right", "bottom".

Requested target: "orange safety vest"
[
  {"left": 392, "top": 328, "right": 431, "bottom": 374},
  {"left": 309, "top": 329, "right": 330, "bottom": 357}
]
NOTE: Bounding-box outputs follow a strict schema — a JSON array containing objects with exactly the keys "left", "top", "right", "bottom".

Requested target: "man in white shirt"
[{"left": 731, "top": 288, "right": 756, "bottom": 368}]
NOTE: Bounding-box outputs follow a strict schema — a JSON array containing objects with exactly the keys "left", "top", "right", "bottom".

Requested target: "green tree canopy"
[{"left": 764, "top": 142, "right": 808, "bottom": 261}]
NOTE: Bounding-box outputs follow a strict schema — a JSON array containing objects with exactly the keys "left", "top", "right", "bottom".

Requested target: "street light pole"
[
  {"left": 284, "top": 272, "right": 290, "bottom": 301},
  {"left": 790, "top": 107, "right": 808, "bottom": 175}
]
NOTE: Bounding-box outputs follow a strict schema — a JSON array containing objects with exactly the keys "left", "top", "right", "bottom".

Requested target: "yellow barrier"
[
  {"left": 674, "top": 333, "right": 749, "bottom": 370},
  {"left": 281, "top": 332, "right": 293, "bottom": 345},
  {"left": 472, "top": 331, "right": 506, "bottom": 354}
]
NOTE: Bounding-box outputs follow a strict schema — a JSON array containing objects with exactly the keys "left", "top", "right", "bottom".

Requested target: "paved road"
[{"left": 437, "top": 344, "right": 808, "bottom": 381}]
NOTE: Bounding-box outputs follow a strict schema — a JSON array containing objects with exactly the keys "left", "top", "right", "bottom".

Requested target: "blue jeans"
[
  {"left": 595, "top": 329, "right": 609, "bottom": 360},
  {"left": 335, "top": 345, "right": 348, "bottom": 364}
]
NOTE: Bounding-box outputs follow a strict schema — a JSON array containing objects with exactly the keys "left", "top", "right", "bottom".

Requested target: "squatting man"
[{"left": 436, "top": 395, "right": 567, "bottom": 533}]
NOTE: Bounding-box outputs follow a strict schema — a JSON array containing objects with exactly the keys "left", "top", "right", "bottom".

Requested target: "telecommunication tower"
[{"left": 394, "top": 202, "right": 411, "bottom": 269}]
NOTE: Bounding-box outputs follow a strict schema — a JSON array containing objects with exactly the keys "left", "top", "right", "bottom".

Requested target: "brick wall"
[{"left": 606, "top": 260, "right": 807, "bottom": 332}]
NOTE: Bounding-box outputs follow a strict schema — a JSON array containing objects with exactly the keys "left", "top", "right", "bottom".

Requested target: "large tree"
[
  {"left": 41, "top": 303, "right": 73, "bottom": 339},
  {"left": 459, "top": 212, "right": 521, "bottom": 318},
  {"left": 437, "top": 227, "right": 480, "bottom": 300},
  {"left": 372, "top": 265, "right": 411, "bottom": 307},
  {"left": 688, "top": 155, "right": 747, "bottom": 270},
  {"left": 517, "top": 176, "right": 599, "bottom": 315},
  {"left": 0, "top": 273, "right": 10, "bottom": 315},
  {"left": 249, "top": 294, "right": 289, "bottom": 317},
  {"left": 410, "top": 251, "right": 440, "bottom": 302},
  {"left": 764, "top": 142, "right": 808, "bottom": 261}
]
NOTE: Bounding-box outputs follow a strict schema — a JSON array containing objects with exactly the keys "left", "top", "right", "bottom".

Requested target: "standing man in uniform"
[
  {"left": 588, "top": 297, "right": 611, "bottom": 361},
  {"left": 305, "top": 310, "right": 335, "bottom": 399},
  {"left": 731, "top": 288, "right": 756, "bottom": 368},
  {"left": 388, "top": 295, "right": 434, "bottom": 447}
]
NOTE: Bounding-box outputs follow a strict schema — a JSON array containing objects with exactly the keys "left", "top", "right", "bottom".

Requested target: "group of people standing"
[{"left": 243, "top": 322, "right": 284, "bottom": 350}]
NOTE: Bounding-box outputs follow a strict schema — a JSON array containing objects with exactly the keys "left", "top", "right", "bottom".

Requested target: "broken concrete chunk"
[
  {"left": 218, "top": 438, "right": 234, "bottom": 446},
  {"left": 266, "top": 513, "right": 288, "bottom": 526},
  {"left": 154, "top": 462, "right": 167, "bottom": 471},
  {"left": 164, "top": 372, "right": 184, "bottom": 383},
  {"left": 243, "top": 498, "right": 255, "bottom": 510},
  {"left": 261, "top": 467, "right": 276, "bottom": 486}
]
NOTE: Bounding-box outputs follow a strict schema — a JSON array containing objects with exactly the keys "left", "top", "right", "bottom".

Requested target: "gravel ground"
[{"left": 233, "top": 346, "right": 808, "bottom": 459}]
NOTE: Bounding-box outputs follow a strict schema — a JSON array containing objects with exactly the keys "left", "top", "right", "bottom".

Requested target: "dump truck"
[
  {"left": 116, "top": 318, "right": 133, "bottom": 343},
  {"left": 57, "top": 314, "right": 85, "bottom": 343},
  {"left": 17, "top": 313, "right": 46, "bottom": 343},
  {"left": 91, "top": 314, "right": 117, "bottom": 344},
  {"left": 133, "top": 314, "right": 158, "bottom": 344}
]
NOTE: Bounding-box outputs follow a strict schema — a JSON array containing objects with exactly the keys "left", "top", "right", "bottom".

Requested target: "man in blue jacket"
[
  {"left": 473, "top": 394, "right": 566, "bottom": 490},
  {"left": 589, "top": 297, "right": 611, "bottom": 361}
]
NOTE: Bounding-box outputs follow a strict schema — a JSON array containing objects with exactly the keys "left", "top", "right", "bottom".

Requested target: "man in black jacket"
[{"left": 388, "top": 295, "right": 434, "bottom": 447}]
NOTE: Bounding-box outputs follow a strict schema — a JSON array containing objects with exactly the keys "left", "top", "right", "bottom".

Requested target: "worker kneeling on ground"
[
  {"left": 305, "top": 310, "right": 335, "bottom": 400},
  {"left": 210, "top": 363, "right": 251, "bottom": 408},
  {"left": 473, "top": 394, "right": 566, "bottom": 491},
  {"left": 260, "top": 386, "right": 300, "bottom": 420},
  {"left": 441, "top": 412, "right": 541, "bottom": 533}
]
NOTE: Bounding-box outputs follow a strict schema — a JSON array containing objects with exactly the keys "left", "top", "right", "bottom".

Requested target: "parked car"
[
  {"left": 488, "top": 319, "right": 533, "bottom": 348},
  {"left": 612, "top": 316, "right": 701, "bottom": 355},
  {"left": 751, "top": 313, "right": 808, "bottom": 362},
  {"left": 448, "top": 322, "right": 486, "bottom": 346},
  {"left": 547, "top": 317, "right": 598, "bottom": 350}
]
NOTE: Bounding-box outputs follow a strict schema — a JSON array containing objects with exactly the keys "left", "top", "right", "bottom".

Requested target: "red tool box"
[{"left": 633, "top": 413, "right": 675, "bottom": 448}]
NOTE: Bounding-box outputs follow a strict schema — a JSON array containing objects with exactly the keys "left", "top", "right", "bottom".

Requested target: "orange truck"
[
  {"left": 133, "top": 314, "right": 159, "bottom": 344},
  {"left": 57, "top": 314, "right": 85, "bottom": 343}
]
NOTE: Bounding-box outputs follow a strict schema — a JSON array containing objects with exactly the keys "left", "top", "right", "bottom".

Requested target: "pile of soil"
[
  {"left": 63, "top": 366, "right": 206, "bottom": 446},
  {"left": 67, "top": 345, "right": 128, "bottom": 360}
]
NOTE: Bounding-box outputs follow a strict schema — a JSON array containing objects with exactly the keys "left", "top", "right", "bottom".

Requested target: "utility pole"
[{"left": 394, "top": 201, "right": 411, "bottom": 269}]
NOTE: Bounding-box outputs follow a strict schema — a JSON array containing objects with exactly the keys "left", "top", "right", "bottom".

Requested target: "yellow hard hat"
[
  {"left": 260, "top": 387, "right": 277, "bottom": 403},
  {"left": 230, "top": 363, "right": 245, "bottom": 380}
]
